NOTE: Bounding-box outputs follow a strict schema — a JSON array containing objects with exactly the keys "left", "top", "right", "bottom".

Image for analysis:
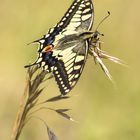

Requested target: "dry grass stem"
[
  {"left": 11, "top": 66, "right": 48, "bottom": 140},
  {"left": 11, "top": 65, "right": 73, "bottom": 140}
]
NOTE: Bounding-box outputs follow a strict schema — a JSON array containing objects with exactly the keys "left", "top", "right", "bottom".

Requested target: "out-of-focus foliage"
[{"left": 0, "top": 0, "right": 140, "bottom": 140}]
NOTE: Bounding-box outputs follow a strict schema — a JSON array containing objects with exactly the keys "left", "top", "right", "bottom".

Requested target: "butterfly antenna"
[{"left": 96, "top": 11, "right": 110, "bottom": 31}]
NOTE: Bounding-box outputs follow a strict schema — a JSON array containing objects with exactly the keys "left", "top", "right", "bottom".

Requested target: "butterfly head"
[
  {"left": 90, "top": 30, "right": 103, "bottom": 44},
  {"left": 93, "top": 31, "right": 100, "bottom": 40},
  {"left": 91, "top": 11, "right": 110, "bottom": 42}
]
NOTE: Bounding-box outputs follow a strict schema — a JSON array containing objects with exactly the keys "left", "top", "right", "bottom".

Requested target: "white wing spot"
[
  {"left": 76, "top": 11, "right": 82, "bottom": 14},
  {"left": 65, "top": 58, "right": 75, "bottom": 67},
  {"left": 40, "top": 44, "right": 43, "bottom": 49},
  {"left": 66, "top": 13, "right": 69, "bottom": 17},
  {"left": 64, "top": 87, "right": 68, "bottom": 90},
  {"left": 62, "top": 84, "right": 65, "bottom": 87},
  {"left": 71, "top": 18, "right": 81, "bottom": 22},
  {"left": 57, "top": 74, "right": 60, "bottom": 78},
  {"left": 79, "top": 7, "right": 82, "bottom": 10},
  {"left": 72, "top": 6, "right": 75, "bottom": 9},
  {"left": 59, "top": 77, "right": 62, "bottom": 81},
  {"left": 65, "top": 89, "right": 70, "bottom": 93},
  {"left": 66, "top": 63, "right": 73, "bottom": 71},
  {"left": 71, "top": 81, "right": 76, "bottom": 87},
  {"left": 49, "top": 28, "right": 54, "bottom": 33},
  {"left": 41, "top": 62, "right": 46, "bottom": 66},
  {"left": 36, "top": 57, "right": 42, "bottom": 63},
  {"left": 69, "top": 9, "right": 73, "bottom": 13},
  {"left": 80, "top": 4, "right": 86, "bottom": 8},
  {"left": 75, "top": 56, "right": 85, "bottom": 62},
  {"left": 74, "top": 65, "right": 81, "bottom": 70},
  {"left": 59, "top": 22, "right": 64, "bottom": 26},
  {"left": 68, "top": 74, "right": 72, "bottom": 78},
  {"left": 39, "top": 53, "right": 42, "bottom": 57},
  {"left": 62, "top": 17, "right": 66, "bottom": 21},
  {"left": 83, "top": 8, "right": 91, "bottom": 14},
  {"left": 86, "top": 2, "right": 91, "bottom": 5},
  {"left": 44, "top": 65, "right": 48, "bottom": 70},
  {"left": 73, "top": 14, "right": 81, "bottom": 18},
  {"left": 39, "top": 39, "right": 45, "bottom": 44},
  {"left": 82, "top": 14, "right": 92, "bottom": 21},
  {"left": 45, "top": 34, "right": 50, "bottom": 38},
  {"left": 67, "top": 68, "right": 73, "bottom": 75},
  {"left": 55, "top": 71, "right": 59, "bottom": 74},
  {"left": 69, "top": 75, "right": 75, "bottom": 81},
  {"left": 64, "top": 53, "right": 76, "bottom": 61},
  {"left": 75, "top": 74, "right": 79, "bottom": 79}
]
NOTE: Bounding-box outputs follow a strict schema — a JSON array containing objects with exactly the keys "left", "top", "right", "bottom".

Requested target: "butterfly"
[
  {"left": 25, "top": 0, "right": 122, "bottom": 95},
  {"left": 25, "top": 0, "right": 94, "bottom": 95}
]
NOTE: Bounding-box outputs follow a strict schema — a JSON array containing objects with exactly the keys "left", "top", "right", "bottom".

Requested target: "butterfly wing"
[
  {"left": 53, "top": 0, "right": 94, "bottom": 45},
  {"left": 53, "top": 38, "right": 89, "bottom": 95},
  {"left": 34, "top": 0, "right": 94, "bottom": 51}
]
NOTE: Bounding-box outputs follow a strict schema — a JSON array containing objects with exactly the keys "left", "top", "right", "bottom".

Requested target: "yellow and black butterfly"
[
  {"left": 25, "top": 0, "right": 94, "bottom": 95},
  {"left": 25, "top": 0, "right": 121, "bottom": 95}
]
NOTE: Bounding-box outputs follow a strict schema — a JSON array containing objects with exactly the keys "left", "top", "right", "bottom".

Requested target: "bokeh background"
[{"left": 0, "top": 0, "right": 140, "bottom": 140}]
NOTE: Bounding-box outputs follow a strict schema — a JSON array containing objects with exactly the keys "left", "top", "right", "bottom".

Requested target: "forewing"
[
  {"left": 54, "top": 0, "right": 94, "bottom": 44},
  {"left": 34, "top": 0, "right": 94, "bottom": 49}
]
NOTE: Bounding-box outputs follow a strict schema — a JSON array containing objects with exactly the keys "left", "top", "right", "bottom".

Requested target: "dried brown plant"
[{"left": 11, "top": 66, "right": 73, "bottom": 140}]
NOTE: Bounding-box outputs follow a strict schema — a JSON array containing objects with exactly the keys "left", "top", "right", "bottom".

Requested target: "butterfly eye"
[
  {"left": 93, "top": 33, "right": 97, "bottom": 38},
  {"left": 93, "top": 33, "right": 98, "bottom": 39}
]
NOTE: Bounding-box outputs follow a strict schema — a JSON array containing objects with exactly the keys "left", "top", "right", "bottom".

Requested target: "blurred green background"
[{"left": 0, "top": 0, "right": 140, "bottom": 140}]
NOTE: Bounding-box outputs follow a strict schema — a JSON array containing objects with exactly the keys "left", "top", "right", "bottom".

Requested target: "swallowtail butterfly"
[{"left": 25, "top": 0, "right": 94, "bottom": 95}]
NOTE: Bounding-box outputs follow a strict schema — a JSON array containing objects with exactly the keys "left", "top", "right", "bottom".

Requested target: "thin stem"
[
  {"left": 11, "top": 66, "right": 48, "bottom": 140},
  {"left": 11, "top": 78, "right": 29, "bottom": 140}
]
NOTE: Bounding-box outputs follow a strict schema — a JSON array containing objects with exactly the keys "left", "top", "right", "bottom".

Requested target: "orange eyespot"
[{"left": 42, "top": 45, "right": 53, "bottom": 53}]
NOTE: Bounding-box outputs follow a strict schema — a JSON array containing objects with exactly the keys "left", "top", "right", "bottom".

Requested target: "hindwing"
[{"left": 53, "top": 39, "right": 89, "bottom": 94}]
